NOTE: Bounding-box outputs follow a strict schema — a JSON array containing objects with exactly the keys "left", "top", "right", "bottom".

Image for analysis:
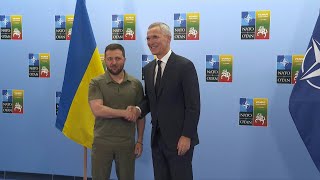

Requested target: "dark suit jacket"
[{"left": 140, "top": 52, "right": 200, "bottom": 149}]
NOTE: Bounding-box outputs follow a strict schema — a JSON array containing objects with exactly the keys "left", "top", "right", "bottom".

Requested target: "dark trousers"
[
  {"left": 152, "top": 129, "right": 194, "bottom": 180},
  {"left": 91, "top": 142, "right": 135, "bottom": 180}
]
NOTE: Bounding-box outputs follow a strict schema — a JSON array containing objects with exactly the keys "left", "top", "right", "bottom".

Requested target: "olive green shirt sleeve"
[{"left": 88, "top": 79, "right": 103, "bottom": 101}]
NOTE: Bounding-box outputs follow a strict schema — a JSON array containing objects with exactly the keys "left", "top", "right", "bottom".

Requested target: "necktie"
[{"left": 155, "top": 60, "right": 162, "bottom": 94}]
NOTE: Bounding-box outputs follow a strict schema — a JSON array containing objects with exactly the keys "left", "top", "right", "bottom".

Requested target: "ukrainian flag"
[{"left": 56, "top": 0, "right": 104, "bottom": 149}]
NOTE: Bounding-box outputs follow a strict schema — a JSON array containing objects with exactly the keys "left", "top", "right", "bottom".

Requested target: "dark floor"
[{"left": 0, "top": 171, "right": 93, "bottom": 180}]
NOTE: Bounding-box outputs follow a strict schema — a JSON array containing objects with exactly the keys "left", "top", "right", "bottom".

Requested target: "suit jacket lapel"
[
  {"left": 157, "top": 52, "right": 176, "bottom": 97},
  {"left": 147, "top": 60, "right": 157, "bottom": 97}
]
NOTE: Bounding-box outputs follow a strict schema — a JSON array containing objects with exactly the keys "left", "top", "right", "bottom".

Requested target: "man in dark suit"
[{"left": 130, "top": 22, "right": 200, "bottom": 180}]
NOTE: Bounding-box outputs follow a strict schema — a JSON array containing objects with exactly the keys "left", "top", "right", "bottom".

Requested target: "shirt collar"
[
  {"left": 157, "top": 49, "right": 172, "bottom": 64},
  {"left": 105, "top": 70, "right": 130, "bottom": 84}
]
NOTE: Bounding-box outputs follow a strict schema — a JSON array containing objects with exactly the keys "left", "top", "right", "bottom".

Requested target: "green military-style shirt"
[{"left": 88, "top": 71, "right": 144, "bottom": 146}]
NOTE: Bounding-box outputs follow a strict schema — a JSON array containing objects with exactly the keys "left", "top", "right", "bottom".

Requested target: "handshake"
[{"left": 123, "top": 106, "right": 142, "bottom": 122}]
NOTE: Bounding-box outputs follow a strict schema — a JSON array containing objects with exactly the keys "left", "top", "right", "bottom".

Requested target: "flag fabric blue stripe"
[
  {"left": 289, "top": 14, "right": 320, "bottom": 172},
  {"left": 56, "top": 0, "right": 96, "bottom": 131}
]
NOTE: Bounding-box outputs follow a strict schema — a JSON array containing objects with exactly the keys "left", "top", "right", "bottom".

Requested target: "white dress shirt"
[{"left": 154, "top": 50, "right": 172, "bottom": 85}]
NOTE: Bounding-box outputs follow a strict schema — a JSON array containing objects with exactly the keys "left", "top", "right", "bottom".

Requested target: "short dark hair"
[{"left": 104, "top": 43, "right": 125, "bottom": 57}]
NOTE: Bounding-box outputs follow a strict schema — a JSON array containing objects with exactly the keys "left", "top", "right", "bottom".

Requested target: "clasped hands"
[{"left": 123, "top": 106, "right": 141, "bottom": 122}]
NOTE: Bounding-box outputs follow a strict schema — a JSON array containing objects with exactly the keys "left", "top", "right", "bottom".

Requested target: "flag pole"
[{"left": 83, "top": 146, "right": 87, "bottom": 180}]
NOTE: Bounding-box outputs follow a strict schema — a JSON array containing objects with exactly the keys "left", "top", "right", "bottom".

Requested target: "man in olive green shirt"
[{"left": 88, "top": 43, "right": 145, "bottom": 180}]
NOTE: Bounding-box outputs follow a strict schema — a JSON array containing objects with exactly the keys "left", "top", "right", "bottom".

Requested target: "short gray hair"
[{"left": 148, "top": 22, "right": 171, "bottom": 37}]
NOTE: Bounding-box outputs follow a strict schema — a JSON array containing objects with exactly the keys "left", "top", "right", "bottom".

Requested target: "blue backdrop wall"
[{"left": 1, "top": 0, "right": 320, "bottom": 179}]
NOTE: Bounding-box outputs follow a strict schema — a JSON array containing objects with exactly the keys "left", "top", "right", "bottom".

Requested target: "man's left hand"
[
  {"left": 177, "top": 136, "right": 191, "bottom": 156},
  {"left": 135, "top": 142, "right": 143, "bottom": 158}
]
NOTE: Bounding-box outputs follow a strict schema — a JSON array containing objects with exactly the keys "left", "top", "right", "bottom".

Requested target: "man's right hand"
[
  {"left": 126, "top": 106, "right": 141, "bottom": 121},
  {"left": 122, "top": 109, "right": 137, "bottom": 122}
]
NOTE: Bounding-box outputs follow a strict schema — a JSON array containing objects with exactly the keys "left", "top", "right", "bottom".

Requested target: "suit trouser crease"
[{"left": 152, "top": 129, "right": 194, "bottom": 180}]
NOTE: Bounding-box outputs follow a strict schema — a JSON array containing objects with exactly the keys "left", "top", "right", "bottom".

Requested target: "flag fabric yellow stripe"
[
  {"left": 56, "top": 0, "right": 104, "bottom": 149},
  {"left": 62, "top": 48, "right": 103, "bottom": 149}
]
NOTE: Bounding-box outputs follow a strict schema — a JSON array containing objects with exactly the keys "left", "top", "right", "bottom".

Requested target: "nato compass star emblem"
[
  {"left": 209, "top": 57, "right": 217, "bottom": 66},
  {"left": 30, "top": 55, "right": 37, "bottom": 64},
  {"left": 280, "top": 57, "right": 289, "bottom": 67},
  {"left": 244, "top": 14, "right": 252, "bottom": 24},
  {"left": 144, "top": 57, "right": 152, "bottom": 64},
  {"left": 56, "top": 17, "right": 63, "bottom": 26},
  {"left": 3, "top": 17, "right": 9, "bottom": 26},
  {"left": 300, "top": 38, "right": 320, "bottom": 89},
  {"left": 242, "top": 100, "right": 250, "bottom": 110},
  {"left": 176, "top": 15, "right": 184, "bottom": 26},
  {"left": 114, "top": 17, "right": 122, "bottom": 27},
  {"left": 4, "top": 92, "right": 10, "bottom": 101}
]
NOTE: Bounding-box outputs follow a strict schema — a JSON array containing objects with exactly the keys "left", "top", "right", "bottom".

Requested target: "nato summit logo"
[
  {"left": 2, "top": 89, "right": 24, "bottom": 114},
  {"left": 241, "top": 10, "right": 270, "bottom": 40},
  {"left": 29, "top": 53, "right": 50, "bottom": 78},
  {"left": 174, "top": 13, "right": 200, "bottom": 40},
  {"left": 112, "top": 14, "right": 136, "bottom": 40},
  {"left": 142, "top": 55, "right": 154, "bottom": 80},
  {"left": 55, "top": 15, "right": 74, "bottom": 40},
  {"left": 56, "top": 91, "right": 61, "bottom": 115},
  {"left": 206, "top": 55, "right": 233, "bottom": 82},
  {"left": 0, "top": 15, "right": 22, "bottom": 40},
  {"left": 277, "top": 55, "right": 303, "bottom": 84},
  {"left": 239, "top": 98, "right": 268, "bottom": 127}
]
